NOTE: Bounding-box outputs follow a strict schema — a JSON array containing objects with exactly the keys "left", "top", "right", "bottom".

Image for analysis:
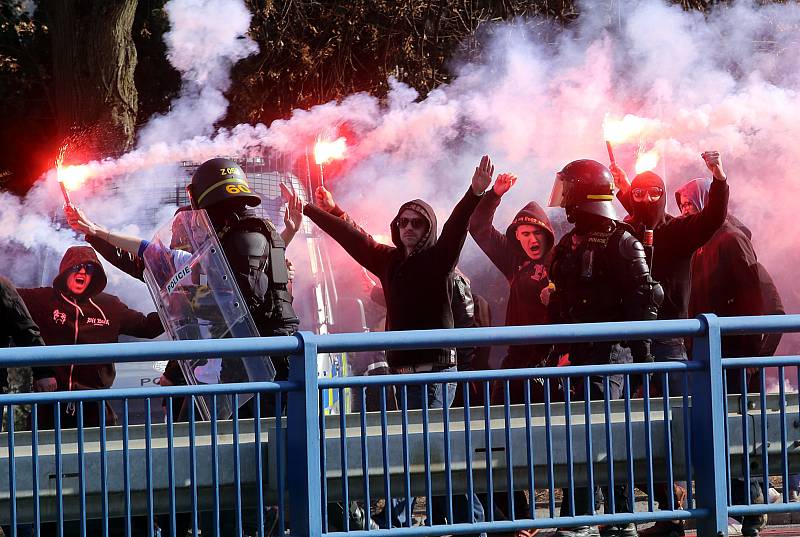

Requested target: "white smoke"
[
  {"left": 0, "top": 0, "right": 258, "bottom": 310},
  {"left": 2, "top": 0, "right": 799, "bottom": 351}
]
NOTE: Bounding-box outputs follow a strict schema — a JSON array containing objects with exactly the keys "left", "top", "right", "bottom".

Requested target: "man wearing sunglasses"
[
  {"left": 285, "top": 156, "right": 494, "bottom": 534},
  {"left": 17, "top": 246, "right": 164, "bottom": 430},
  {"left": 609, "top": 152, "right": 729, "bottom": 537}
]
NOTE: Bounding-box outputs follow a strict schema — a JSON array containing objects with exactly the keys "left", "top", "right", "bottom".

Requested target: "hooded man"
[
  {"left": 18, "top": 246, "right": 163, "bottom": 429},
  {"left": 469, "top": 172, "right": 556, "bottom": 383},
  {"left": 676, "top": 179, "right": 765, "bottom": 363},
  {"left": 468, "top": 171, "right": 556, "bottom": 533},
  {"left": 611, "top": 154, "right": 728, "bottom": 537},
  {"left": 676, "top": 178, "right": 768, "bottom": 537},
  {"left": 285, "top": 155, "right": 494, "bottom": 534},
  {"left": 611, "top": 153, "right": 728, "bottom": 339},
  {"left": 298, "top": 156, "right": 491, "bottom": 378},
  {"left": 309, "top": 184, "right": 484, "bottom": 398}
]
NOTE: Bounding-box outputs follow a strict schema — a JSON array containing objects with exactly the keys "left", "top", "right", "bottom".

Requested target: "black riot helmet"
[
  {"left": 548, "top": 159, "right": 617, "bottom": 220},
  {"left": 186, "top": 158, "right": 262, "bottom": 210}
]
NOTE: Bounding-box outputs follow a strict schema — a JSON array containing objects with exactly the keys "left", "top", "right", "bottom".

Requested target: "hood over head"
[
  {"left": 727, "top": 214, "right": 753, "bottom": 240},
  {"left": 391, "top": 199, "right": 437, "bottom": 255},
  {"left": 53, "top": 246, "right": 107, "bottom": 298},
  {"left": 630, "top": 171, "right": 667, "bottom": 228},
  {"left": 505, "top": 201, "right": 556, "bottom": 258},
  {"left": 675, "top": 177, "right": 712, "bottom": 213}
]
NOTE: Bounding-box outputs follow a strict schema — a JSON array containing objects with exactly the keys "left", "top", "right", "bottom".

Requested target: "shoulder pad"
[
  {"left": 617, "top": 230, "right": 646, "bottom": 261},
  {"left": 232, "top": 216, "right": 277, "bottom": 233},
  {"left": 615, "top": 220, "right": 636, "bottom": 234},
  {"left": 224, "top": 217, "right": 283, "bottom": 247}
]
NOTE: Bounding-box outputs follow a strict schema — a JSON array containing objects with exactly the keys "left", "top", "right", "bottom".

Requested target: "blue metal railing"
[{"left": 0, "top": 314, "right": 798, "bottom": 537}]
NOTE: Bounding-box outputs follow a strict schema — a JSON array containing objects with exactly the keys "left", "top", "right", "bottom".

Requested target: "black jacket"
[
  {"left": 370, "top": 269, "right": 478, "bottom": 367},
  {"left": 304, "top": 189, "right": 482, "bottom": 367},
  {"left": 549, "top": 221, "right": 662, "bottom": 364},
  {"left": 0, "top": 276, "right": 46, "bottom": 390},
  {"left": 689, "top": 217, "right": 765, "bottom": 358},
  {"left": 19, "top": 246, "right": 163, "bottom": 427},
  {"left": 618, "top": 178, "right": 729, "bottom": 320}
]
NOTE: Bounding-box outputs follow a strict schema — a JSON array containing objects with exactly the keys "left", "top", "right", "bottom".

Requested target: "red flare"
[{"left": 314, "top": 137, "right": 347, "bottom": 165}]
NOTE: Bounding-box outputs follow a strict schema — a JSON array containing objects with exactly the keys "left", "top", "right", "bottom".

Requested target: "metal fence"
[{"left": 0, "top": 313, "right": 798, "bottom": 537}]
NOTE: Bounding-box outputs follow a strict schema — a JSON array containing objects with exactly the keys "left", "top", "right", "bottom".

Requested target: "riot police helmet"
[
  {"left": 186, "top": 158, "right": 262, "bottom": 210},
  {"left": 548, "top": 159, "right": 617, "bottom": 220}
]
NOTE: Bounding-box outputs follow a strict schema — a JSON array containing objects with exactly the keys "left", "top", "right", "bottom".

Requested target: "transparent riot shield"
[{"left": 142, "top": 209, "right": 275, "bottom": 421}]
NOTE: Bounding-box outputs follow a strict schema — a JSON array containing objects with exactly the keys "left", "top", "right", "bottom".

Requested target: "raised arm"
[
  {"left": 65, "top": 205, "right": 145, "bottom": 255},
  {"left": 279, "top": 183, "right": 304, "bottom": 246},
  {"left": 610, "top": 163, "right": 634, "bottom": 216},
  {"left": 283, "top": 180, "right": 396, "bottom": 276},
  {"left": 469, "top": 173, "right": 518, "bottom": 279},
  {"left": 667, "top": 152, "right": 729, "bottom": 254},
  {"left": 434, "top": 155, "right": 492, "bottom": 271}
]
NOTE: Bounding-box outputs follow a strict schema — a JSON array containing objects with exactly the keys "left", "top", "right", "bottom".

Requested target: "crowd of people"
[{"left": 0, "top": 151, "right": 785, "bottom": 537}]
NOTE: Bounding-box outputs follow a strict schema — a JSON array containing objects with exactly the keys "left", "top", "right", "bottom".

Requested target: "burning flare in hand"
[
  {"left": 603, "top": 114, "right": 649, "bottom": 145},
  {"left": 55, "top": 144, "right": 90, "bottom": 206},
  {"left": 313, "top": 137, "right": 347, "bottom": 165},
  {"left": 635, "top": 149, "right": 660, "bottom": 174}
]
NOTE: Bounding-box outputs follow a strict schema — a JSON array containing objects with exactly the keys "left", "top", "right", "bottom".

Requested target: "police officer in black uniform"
[
  {"left": 185, "top": 158, "right": 300, "bottom": 375},
  {"left": 547, "top": 159, "right": 663, "bottom": 537},
  {"left": 67, "top": 157, "right": 302, "bottom": 536},
  {"left": 71, "top": 158, "right": 300, "bottom": 377}
]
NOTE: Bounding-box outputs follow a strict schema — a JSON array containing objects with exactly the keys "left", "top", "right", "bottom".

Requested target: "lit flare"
[
  {"left": 635, "top": 149, "right": 659, "bottom": 174},
  {"left": 314, "top": 137, "right": 347, "bottom": 165},
  {"left": 55, "top": 143, "right": 90, "bottom": 203},
  {"left": 603, "top": 114, "right": 648, "bottom": 145}
]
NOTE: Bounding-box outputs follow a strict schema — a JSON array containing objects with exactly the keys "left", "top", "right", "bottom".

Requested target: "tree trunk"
[{"left": 49, "top": 0, "right": 139, "bottom": 157}]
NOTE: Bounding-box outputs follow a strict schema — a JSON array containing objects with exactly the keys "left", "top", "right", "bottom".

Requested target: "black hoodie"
[
  {"left": 469, "top": 191, "right": 555, "bottom": 364},
  {"left": 618, "top": 175, "right": 729, "bottom": 320},
  {"left": 304, "top": 189, "right": 482, "bottom": 368}
]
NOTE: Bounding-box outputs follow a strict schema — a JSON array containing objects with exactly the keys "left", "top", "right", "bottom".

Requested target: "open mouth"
[{"left": 74, "top": 275, "right": 87, "bottom": 285}]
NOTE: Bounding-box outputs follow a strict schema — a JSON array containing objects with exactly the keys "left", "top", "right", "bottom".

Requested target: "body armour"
[
  {"left": 549, "top": 223, "right": 663, "bottom": 361},
  {"left": 218, "top": 217, "right": 299, "bottom": 334}
]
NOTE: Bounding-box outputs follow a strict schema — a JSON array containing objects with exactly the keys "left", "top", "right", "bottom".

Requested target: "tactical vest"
[
  {"left": 551, "top": 227, "right": 627, "bottom": 324},
  {"left": 218, "top": 217, "right": 299, "bottom": 333}
]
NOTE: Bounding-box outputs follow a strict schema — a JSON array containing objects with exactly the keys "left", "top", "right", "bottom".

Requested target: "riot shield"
[{"left": 142, "top": 209, "right": 275, "bottom": 420}]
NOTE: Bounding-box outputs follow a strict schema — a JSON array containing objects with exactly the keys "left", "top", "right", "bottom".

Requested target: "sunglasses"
[
  {"left": 69, "top": 263, "right": 96, "bottom": 275},
  {"left": 631, "top": 187, "right": 664, "bottom": 202},
  {"left": 396, "top": 217, "right": 426, "bottom": 230}
]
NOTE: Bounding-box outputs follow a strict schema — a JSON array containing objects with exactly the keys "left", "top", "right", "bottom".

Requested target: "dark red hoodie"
[
  {"left": 19, "top": 246, "right": 163, "bottom": 396},
  {"left": 469, "top": 191, "right": 555, "bottom": 365}
]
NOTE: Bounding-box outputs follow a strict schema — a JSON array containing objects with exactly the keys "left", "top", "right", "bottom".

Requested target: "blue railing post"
[
  {"left": 691, "top": 314, "right": 729, "bottom": 536},
  {"left": 287, "top": 331, "right": 322, "bottom": 537}
]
